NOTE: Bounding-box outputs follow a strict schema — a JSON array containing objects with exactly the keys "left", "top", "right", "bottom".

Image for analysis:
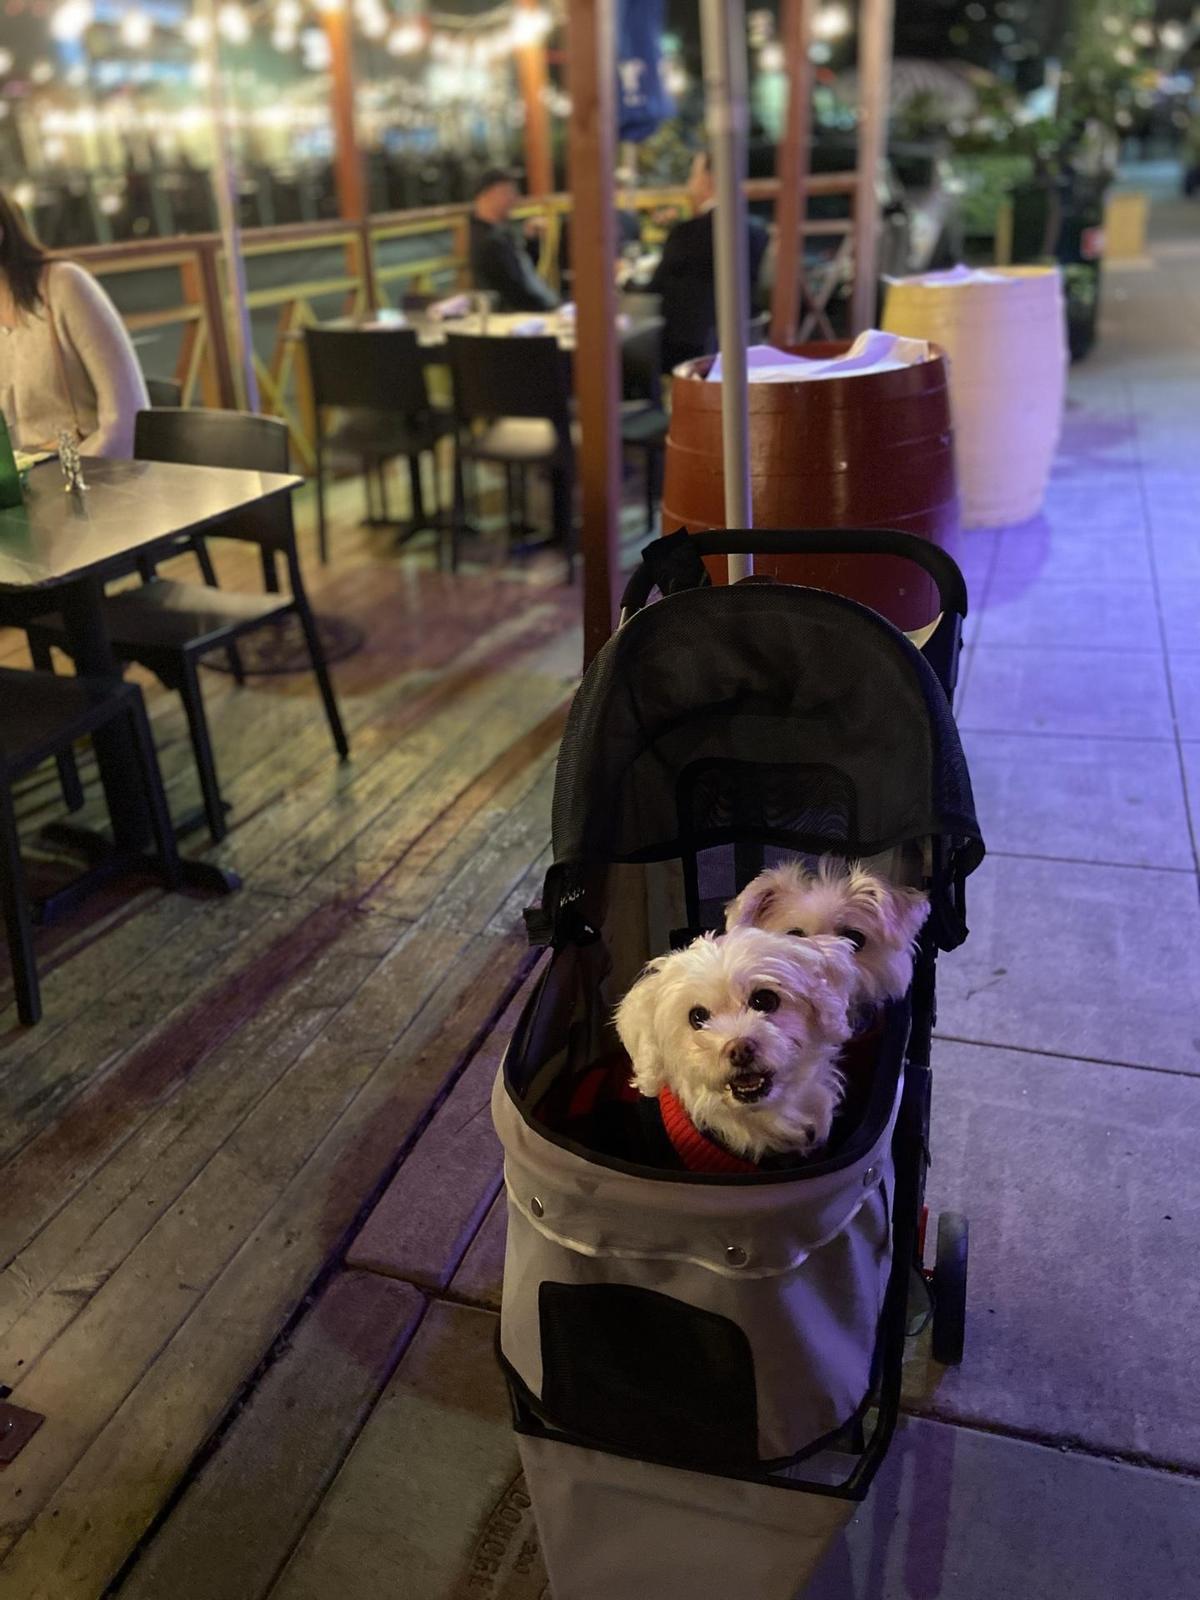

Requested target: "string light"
[
  {"left": 183, "top": 15, "right": 211, "bottom": 45},
  {"left": 813, "top": 2, "right": 851, "bottom": 41},
  {"left": 121, "top": 8, "right": 154, "bottom": 48},
  {"left": 387, "top": 20, "right": 424, "bottom": 55},
  {"left": 218, "top": 3, "right": 252, "bottom": 44},
  {"left": 50, "top": 0, "right": 94, "bottom": 43},
  {"left": 511, "top": 5, "right": 552, "bottom": 48},
  {"left": 0, "top": 49, "right": 13, "bottom": 77}
]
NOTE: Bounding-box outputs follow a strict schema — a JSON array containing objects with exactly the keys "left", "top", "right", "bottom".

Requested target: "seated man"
[
  {"left": 468, "top": 167, "right": 560, "bottom": 314},
  {"left": 647, "top": 152, "right": 769, "bottom": 371}
]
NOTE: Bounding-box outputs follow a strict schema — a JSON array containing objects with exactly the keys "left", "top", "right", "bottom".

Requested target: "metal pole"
[
  {"left": 850, "top": 0, "right": 894, "bottom": 334},
  {"left": 199, "top": 0, "right": 259, "bottom": 411},
  {"left": 699, "top": 0, "right": 753, "bottom": 574}
]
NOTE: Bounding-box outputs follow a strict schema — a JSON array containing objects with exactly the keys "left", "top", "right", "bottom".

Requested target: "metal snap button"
[
  {"left": 530, "top": 1196, "right": 544, "bottom": 1219},
  {"left": 862, "top": 1166, "right": 879, "bottom": 1188},
  {"left": 725, "top": 1245, "right": 748, "bottom": 1267}
]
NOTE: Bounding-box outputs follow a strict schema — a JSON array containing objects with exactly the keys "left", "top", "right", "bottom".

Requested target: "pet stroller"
[{"left": 492, "top": 529, "right": 984, "bottom": 1599}]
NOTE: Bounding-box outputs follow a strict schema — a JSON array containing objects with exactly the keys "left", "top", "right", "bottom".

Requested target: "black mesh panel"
[{"left": 539, "top": 1282, "right": 759, "bottom": 1468}]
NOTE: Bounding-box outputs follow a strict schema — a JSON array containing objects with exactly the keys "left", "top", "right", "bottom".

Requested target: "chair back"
[
  {"left": 133, "top": 407, "right": 293, "bottom": 552},
  {"left": 620, "top": 318, "right": 664, "bottom": 410},
  {"left": 134, "top": 407, "right": 291, "bottom": 473},
  {"left": 145, "top": 376, "right": 184, "bottom": 408},
  {"left": 445, "top": 333, "right": 571, "bottom": 439},
  {"left": 304, "top": 326, "right": 431, "bottom": 417}
]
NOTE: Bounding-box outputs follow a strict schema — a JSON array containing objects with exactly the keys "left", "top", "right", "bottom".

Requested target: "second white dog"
[
  {"left": 614, "top": 926, "right": 857, "bottom": 1163},
  {"left": 725, "top": 857, "right": 930, "bottom": 1014}
]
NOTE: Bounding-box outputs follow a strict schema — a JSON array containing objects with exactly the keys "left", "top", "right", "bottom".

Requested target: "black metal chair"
[
  {"left": 305, "top": 325, "right": 452, "bottom": 563},
  {"left": 445, "top": 332, "right": 576, "bottom": 578},
  {"left": 0, "top": 666, "right": 180, "bottom": 1025},
  {"left": 145, "top": 376, "right": 184, "bottom": 408},
  {"left": 27, "top": 409, "right": 349, "bottom": 845},
  {"left": 618, "top": 318, "right": 669, "bottom": 536}
]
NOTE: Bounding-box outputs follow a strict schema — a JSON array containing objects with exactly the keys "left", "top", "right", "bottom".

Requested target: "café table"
[{"left": 0, "top": 456, "right": 302, "bottom": 912}]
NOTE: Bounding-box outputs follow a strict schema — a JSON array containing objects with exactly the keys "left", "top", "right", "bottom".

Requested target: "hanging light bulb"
[
  {"left": 121, "top": 8, "right": 153, "bottom": 48},
  {"left": 275, "top": 0, "right": 302, "bottom": 28},
  {"left": 0, "top": 49, "right": 14, "bottom": 77},
  {"left": 50, "top": 0, "right": 94, "bottom": 43},
  {"left": 813, "top": 3, "right": 851, "bottom": 41},
  {"left": 511, "top": 5, "right": 552, "bottom": 47},
  {"left": 183, "top": 15, "right": 211, "bottom": 46},
  {"left": 387, "top": 21, "right": 424, "bottom": 56},
  {"left": 218, "top": 3, "right": 251, "bottom": 44},
  {"left": 357, "top": 0, "right": 388, "bottom": 40},
  {"left": 759, "top": 42, "right": 785, "bottom": 73}
]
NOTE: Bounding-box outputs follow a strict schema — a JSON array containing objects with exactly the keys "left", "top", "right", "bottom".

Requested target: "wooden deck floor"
[{"left": 0, "top": 474, "right": 588, "bottom": 1598}]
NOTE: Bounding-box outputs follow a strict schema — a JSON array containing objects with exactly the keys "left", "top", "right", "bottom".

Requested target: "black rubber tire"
[{"left": 931, "top": 1211, "right": 968, "bottom": 1365}]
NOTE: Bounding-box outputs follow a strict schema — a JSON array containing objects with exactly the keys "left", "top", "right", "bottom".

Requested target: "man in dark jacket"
[
  {"left": 647, "top": 152, "right": 769, "bottom": 371},
  {"left": 468, "top": 168, "right": 560, "bottom": 313}
]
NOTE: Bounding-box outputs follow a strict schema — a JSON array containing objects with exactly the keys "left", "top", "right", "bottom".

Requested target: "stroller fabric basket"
[{"left": 494, "top": 564, "right": 983, "bottom": 1599}]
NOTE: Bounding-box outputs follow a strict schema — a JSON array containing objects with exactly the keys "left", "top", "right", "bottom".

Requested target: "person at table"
[
  {"left": 0, "top": 188, "right": 148, "bottom": 458},
  {"left": 647, "top": 151, "right": 769, "bottom": 372},
  {"left": 468, "top": 167, "right": 560, "bottom": 314}
]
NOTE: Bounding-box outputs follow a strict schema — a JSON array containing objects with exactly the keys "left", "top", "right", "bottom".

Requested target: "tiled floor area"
[{"left": 4, "top": 195, "right": 1199, "bottom": 1600}]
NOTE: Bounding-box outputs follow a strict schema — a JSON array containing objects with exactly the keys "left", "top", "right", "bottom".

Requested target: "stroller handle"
[{"left": 619, "top": 528, "right": 969, "bottom": 624}]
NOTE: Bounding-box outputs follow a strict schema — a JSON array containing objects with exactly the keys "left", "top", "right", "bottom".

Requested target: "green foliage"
[
  {"left": 632, "top": 120, "right": 696, "bottom": 187},
  {"left": 950, "top": 151, "right": 1035, "bottom": 238}
]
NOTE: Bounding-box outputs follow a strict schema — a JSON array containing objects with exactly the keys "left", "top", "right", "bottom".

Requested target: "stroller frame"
[{"left": 499, "top": 527, "right": 978, "bottom": 1512}]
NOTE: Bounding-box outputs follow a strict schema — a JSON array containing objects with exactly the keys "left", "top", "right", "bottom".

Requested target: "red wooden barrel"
[{"left": 662, "top": 342, "right": 959, "bottom": 631}]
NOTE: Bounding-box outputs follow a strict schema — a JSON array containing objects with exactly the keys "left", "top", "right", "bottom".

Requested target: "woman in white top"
[{"left": 0, "top": 188, "right": 149, "bottom": 458}]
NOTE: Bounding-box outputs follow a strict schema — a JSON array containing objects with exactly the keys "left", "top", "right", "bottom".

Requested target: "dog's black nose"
[{"left": 727, "top": 1039, "right": 757, "bottom": 1071}]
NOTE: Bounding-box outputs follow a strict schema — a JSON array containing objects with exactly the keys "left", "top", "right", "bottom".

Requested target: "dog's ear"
[
  {"left": 614, "top": 961, "right": 668, "bottom": 1095},
  {"left": 889, "top": 886, "right": 931, "bottom": 948},
  {"left": 801, "top": 936, "right": 857, "bottom": 1042},
  {"left": 725, "top": 879, "right": 777, "bottom": 930}
]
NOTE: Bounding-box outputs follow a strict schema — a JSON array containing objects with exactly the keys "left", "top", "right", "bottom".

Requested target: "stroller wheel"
[{"left": 931, "top": 1211, "right": 968, "bottom": 1365}]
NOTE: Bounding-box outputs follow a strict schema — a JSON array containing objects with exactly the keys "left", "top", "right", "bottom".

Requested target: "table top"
[
  {"left": 291, "top": 308, "right": 642, "bottom": 354},
  {"left": 0, "top": 458, "right": 301, "bottom": 592}
]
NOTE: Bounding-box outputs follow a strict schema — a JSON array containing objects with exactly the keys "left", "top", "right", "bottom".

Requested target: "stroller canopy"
[{"left": 546, "top": 583, "right": 983, "bottom": 943}]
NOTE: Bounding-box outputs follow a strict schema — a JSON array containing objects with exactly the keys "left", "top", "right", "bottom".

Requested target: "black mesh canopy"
[{"left": 550, "top": 584, "right": 983, "bottom": 891}]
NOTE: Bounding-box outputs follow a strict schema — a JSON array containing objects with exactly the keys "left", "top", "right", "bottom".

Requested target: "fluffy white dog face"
[
  {"left": 614, "top": 927, "right": 857, "bottom": 1162},
  {"left": 725, "top": 857, "right": 929, "bottom": 1011}
]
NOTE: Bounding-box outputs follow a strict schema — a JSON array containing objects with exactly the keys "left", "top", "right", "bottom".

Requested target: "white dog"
[
  {"left": 614, "top": 927, "right": 857, "bottom": 1163},
  {"left": 725, "top": 857, "right": 930, "bottom": 1015}
]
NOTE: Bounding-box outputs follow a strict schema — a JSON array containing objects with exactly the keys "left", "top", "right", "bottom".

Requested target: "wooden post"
[
  {"left": 850, "top": 0, "right": 894, "bottom": 333},
  {"left": 516, "top": 0, "right": 555, "bottom": 196},
  {"left": 566, "top": 0, "right": 622, "bottom": 667},
  {"left": 324, "top": 6, "right": 366, "bottom": 221},
  {"left": 769, "top": 0, "right": 816, "bottom": 346}
]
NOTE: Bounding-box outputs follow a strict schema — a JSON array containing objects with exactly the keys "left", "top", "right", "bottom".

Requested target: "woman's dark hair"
[{"left": 0, "top": 189, "right": 49, "bottom": 315}]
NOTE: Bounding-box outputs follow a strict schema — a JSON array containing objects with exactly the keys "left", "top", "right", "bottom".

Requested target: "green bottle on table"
[{"left": 0, "top": 412, "right": 23, "bottom": 511}]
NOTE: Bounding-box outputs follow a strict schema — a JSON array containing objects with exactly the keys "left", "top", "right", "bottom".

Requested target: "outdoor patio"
[{"left": 0, "top": 191, "right": 1198, "bottom": 1599}]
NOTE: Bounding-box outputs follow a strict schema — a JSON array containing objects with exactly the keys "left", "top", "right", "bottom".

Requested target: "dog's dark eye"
[
  {"left": 836, "top": 926, "right": 867, "bottom": 952},
  {"left": 688, "top": 1006, "right": 710, "bottom": 1030},
  {"left": 788, "top": 927, "right": 806, "bottom": 938},
  {"left": 748, "top": 989, "right": 780, "bottom": 1014}
]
